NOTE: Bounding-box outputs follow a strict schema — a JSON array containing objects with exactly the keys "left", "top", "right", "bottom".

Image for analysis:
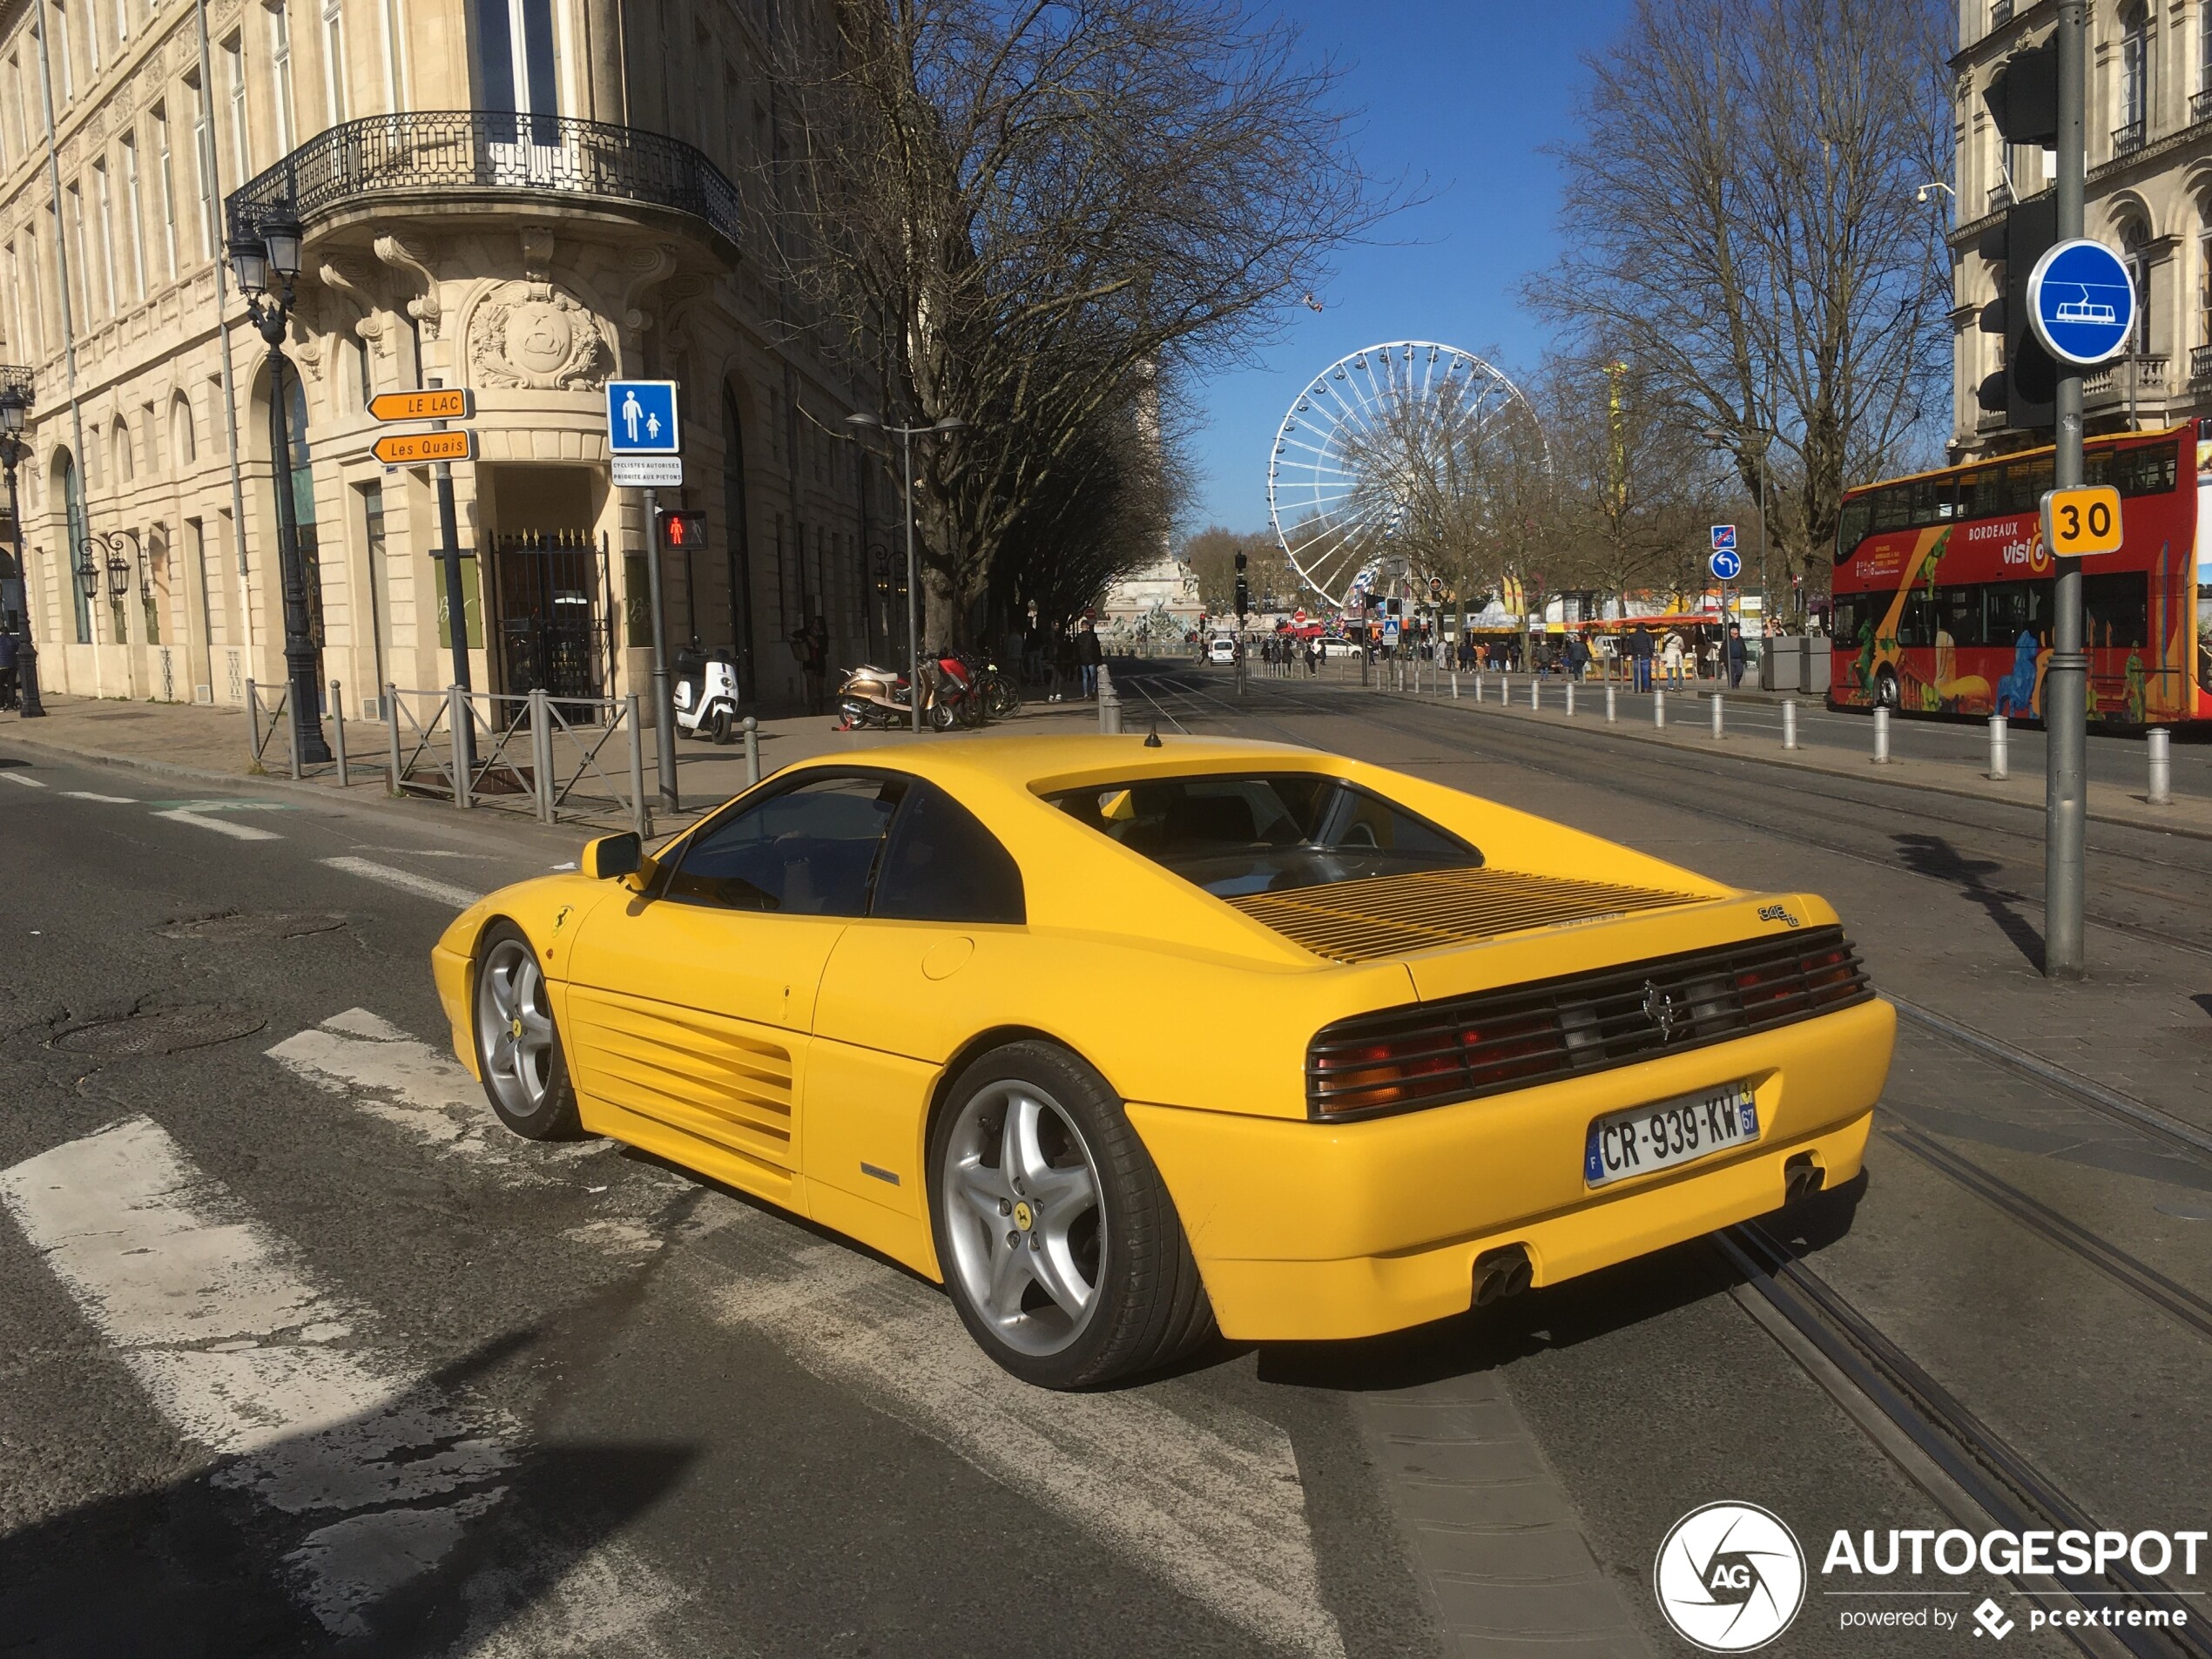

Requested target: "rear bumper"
[{"left": 1127, "top": 996, "right": 1892, "bottom": 1342}]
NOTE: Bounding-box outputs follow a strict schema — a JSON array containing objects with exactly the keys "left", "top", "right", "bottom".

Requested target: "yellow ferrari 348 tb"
[{"left": 432, "top": 735, "right": 1892, "bottom": 1388}]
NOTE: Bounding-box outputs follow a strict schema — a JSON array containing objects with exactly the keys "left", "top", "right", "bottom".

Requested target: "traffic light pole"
[{"left": 2046, "top": 0, "right": 2087, "bottom": 979}]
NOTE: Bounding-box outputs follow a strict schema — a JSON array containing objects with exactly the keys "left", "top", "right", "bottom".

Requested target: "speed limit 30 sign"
[{"left": 2040, "top": 485, "right": 2123, "bottom": 557}]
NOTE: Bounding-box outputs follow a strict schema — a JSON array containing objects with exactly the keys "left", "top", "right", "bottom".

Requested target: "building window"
[
  {"left": 321, "top": 0, "right": 347, "bottom": 125},
  {"left": 189, "top": 70, "right": 217, "bottom": 260},
  {"left": 152, "top": 103, "right": 178, "bottom": 280},
  {"left": 222, "top": 34, "right": 247, "bottom": 177},
  {"left": 380, "top": 0, "right": 408, "bottom": 111},
  {"left": 7, "top": 55, "right": 24, "bottom": 157},
  {"left": 2121, "top": 222, "right": 2153, "bottom": 354},
  {"left": 2118, "top": 5, "right": 2149, "bottom": 152},
  {"left": 113, "top": 0, "right": 128, "bottom": 45},
  {"left": 172, "top": 391, "right": 196, "bottom": 463},
  {"left": 114, "top": 416, "right": 132, "bottom": 482},
  {"left": 66, "top": 182, "right": 90, "bottom": 326},
  {"left": 62, "top": 453, "right": 88, "bottom": 643},
  {"left": 52, "top": 2, "right": 73, "bottom": 102},
  {"left": 119, "top": 132, "right": 145, "bottom": 301},
  {"left": 266, "top": 3, "right": 296, "bottom": 154},
  {"left": 473, "top": 0, "right": 558, "bottom": 120},
  {"left": 93, "top": 159, "right": 115, "bottom": 316}
]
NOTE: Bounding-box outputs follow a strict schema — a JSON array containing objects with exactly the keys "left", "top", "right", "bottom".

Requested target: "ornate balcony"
[
  {"left": 226, "top": 111, "right": 742, "bottom": 252},
  {"left": 1990, "top": 0, "right": 2013, "bottom": 24},
  {"left": 2081, "top": 353, "right": 2167, "bottom": 407},
  {"left": 2112, "top": 119, "right": 2146, "bottom": 158},
  {"left": 1986, "top": 179, "right": 2013, "bottom": 212}
]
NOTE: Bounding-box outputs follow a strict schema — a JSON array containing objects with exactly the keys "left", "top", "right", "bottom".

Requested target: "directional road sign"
[
  {"left": 1709, "top": 546, "right": 1743, "bottom": 583},
  {"left": 373, "top": 429, "right": 474, "bottom": 466},
  {"left": 1710, "top": 524, "right": 1737, "bottom": 554},
  {"left": 2040, "top": 485, "right": 2124, "bottom": 557},
  {"left": 606, "top": 380, "right": 680, "bottom": 455},
  {"left": 368, "top": 389, "right": 474, "bottom": 422},
  {"left": 2027, "top": 239, "right": 2134, "bottom": 366}
]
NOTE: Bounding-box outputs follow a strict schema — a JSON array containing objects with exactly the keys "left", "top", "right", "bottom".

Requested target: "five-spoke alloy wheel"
[
  {"left": 472, "top": 921, "right": 582, "bottom": 1139},
  {"left": 929, "top": 1042, "right": 1213, "bottom": 1388}
]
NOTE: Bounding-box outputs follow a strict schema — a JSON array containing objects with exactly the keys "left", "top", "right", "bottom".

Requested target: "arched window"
[
  {"left": 171, "top": 391, "right": 196, "bottom": 464},
  {"left": 57, "top": 449, "right": 88, "bottom": 644},
  {"left": 2119, "top": 5, "right": 2150, "bottom": 149}
]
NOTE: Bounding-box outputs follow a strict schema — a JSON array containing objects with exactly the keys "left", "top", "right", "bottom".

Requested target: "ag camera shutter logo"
[{"left": 1655, "top": 1501, "right": 1807, "bottom": 1652}]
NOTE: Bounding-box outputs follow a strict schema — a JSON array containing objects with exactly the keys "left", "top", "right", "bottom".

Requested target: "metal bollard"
[
  {"left": 530, "top": 687, "right": 554, "bottom": 823},
  {"left": 1606, "top": 684, "right": 1617, "bottom": 723},
  {"left": 1783, "top": 697, "right": 1798, "bottom": 751},
  {"left": 1710, "top": 692, "right": 1723, "bottom": 740},
  {"left": 2148, "top": 726, "right": 2171, "bottom": 805},
  {"left": 1475, "top": 671, "right": 1485, "bottom": 702},
  {"left": 1872, "top": 705, "right": 1891, "bottom": 765},
  {"left": 450, "top": 685, "right": 472, "bottom": 808},
  {"left": 1102, "top": 691, "right": 1122, "bottom": 735},
  {"left": 1565, "top": 681, "right": 1576, "bottom": 717},
  {"left": 386, "top": 684, "right": 403, "bottom": 794},
  {"left": 1987, "top": 714, "right": 2007, "bottom": 780},
  {"left": 1451, "top": 671, "right": 1459, "bottom": 699},
  {"left": 743, "top": 715, "right": 760, "bottom": 786},
  {"left": 625, "top": 694, "right": 650, "bottom": 840},
  {"left": 1653, "top": 689, "right": 1666, "bottom": 728},
  {"left": 244, "top": 678, "right": 260, "bottom": 767},
  {"left": 330, "top": 679, "right": 347, "bottom": 783},
  {"left": 1528, "top": 677, "right": 1539, "bottom": 711},
  {"left": 287, "top": 689, "right": 304, "bottom": 780}
]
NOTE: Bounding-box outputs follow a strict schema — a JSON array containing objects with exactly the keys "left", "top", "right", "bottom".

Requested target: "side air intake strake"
[
  {"left": 1226, "top": 867, "right": 1705, "bottom": 962},
  {"left": 1305, "top": 927, "right": 1873, "bottom": 1120}
]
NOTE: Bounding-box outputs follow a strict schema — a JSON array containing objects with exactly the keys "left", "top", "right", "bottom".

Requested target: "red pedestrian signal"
[{"left": 658, "top": 509, "right": 707, "bottom": 549}]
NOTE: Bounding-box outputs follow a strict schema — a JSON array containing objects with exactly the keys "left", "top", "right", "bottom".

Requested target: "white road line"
[
  {"left": 2, "top": 772, "right": 46, "bottom": 787},
  {"left": 155, "top": 807, "right": 282, "bottom": 840},
  {"left": 707, "top": 1225, "right": 1347, "bottom": 1657},
  {"left": 0, "top": 1116, "right": 511, "bottom": 1635},
  {"left": 321, "top": 856, "right": 482, "bottom": 908},
  {"left": 62, "top": 790, "right": 139, "bottom": 803}
]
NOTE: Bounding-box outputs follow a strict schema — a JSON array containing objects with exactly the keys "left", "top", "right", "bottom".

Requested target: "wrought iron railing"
[
  {"left": 2195, "top": 88, "right": 2212, "bottom": 125},
  {"left": 2191, "top": 344, "right": 2212, "bottom": 389},
  {"left": 1986, "top": 179, "right": 2013, "bottom": 212},
  {"left": 226, "top": 111, "right": 742, "bottom": 250},
  {"left": 1990, "top": 0, "right": 2013, "bottom": 27},
  {"left": 2112, "top": 119, "right": 2146, "bottom": 157}
]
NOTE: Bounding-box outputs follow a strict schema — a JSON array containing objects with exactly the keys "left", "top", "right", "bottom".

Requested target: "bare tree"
[
  {"left": 1182, "top": 523, "right": 1297, "bottom": 616},
  {"left": 772, "top": 0, "right": 1384, "bottom": 643},
  {"left": 1528, "top": 0, "right": 1950, "bottom": 624}
]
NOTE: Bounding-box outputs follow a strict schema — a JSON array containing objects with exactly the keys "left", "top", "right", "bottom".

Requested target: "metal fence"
[{"left": 383, "top": 685, "right": 651, "bottom": 837}]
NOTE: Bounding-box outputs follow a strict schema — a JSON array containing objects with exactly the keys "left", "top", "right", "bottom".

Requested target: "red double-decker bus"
[{"left": 1829, "top": 421, "right": 2212, "bottom": 726}]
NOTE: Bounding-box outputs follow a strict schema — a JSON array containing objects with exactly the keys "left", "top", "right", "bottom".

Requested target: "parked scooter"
[
  {"left": 672, "top": 646, "right": 741, "bottom": 744},
  {"left": 835, "top": 651, "right": 976, "bottom": 731}
]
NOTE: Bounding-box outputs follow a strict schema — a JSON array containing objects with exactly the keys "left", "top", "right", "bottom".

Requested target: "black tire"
[
  {"left": 927, "top": 1042, "right": 1215, "bottom": 1389},
  {"left": 988, "top": 677, "right": 1022, "bottom": 718},
  {"left": 471, "top": 921, "right": 584, "bottom": 1140},
  {"left": 1872, "top": 666, "right": 1901, "bottom": 711},
  {"left": 929, "top": 699, "right": 958, "bottom": 731},
  {"left": 708, "top": 705, "right": 734, "bottom": 745}
]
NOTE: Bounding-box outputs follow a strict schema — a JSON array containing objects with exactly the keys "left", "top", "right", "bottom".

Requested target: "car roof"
[{"left": 778, "top": 733, "right": 1331, "bottom": 795}]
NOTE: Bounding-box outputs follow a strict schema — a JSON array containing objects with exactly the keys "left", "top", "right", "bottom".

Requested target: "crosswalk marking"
[
  {"left": 269, "top": 1008, "right": 532, "bottom": 1170},
  {"left": 0, "top": 1116, "right": 514, "bottom": 1635},
  {"left": 2, "top": 772, "right": 46, "bottom": 786},
  {"left": 62, "top": 790, "right": 139, "bottom": 802},
  {"left": 321, "top": 855, "right": 482, "bottom": 908},
  {"left": 155, "top": 806, "right": 282, "bottom": 840}
]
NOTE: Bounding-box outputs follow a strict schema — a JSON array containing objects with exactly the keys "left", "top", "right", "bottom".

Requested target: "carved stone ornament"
[{"left": 469, "top": 281, "right": 610, "bottom": 390}]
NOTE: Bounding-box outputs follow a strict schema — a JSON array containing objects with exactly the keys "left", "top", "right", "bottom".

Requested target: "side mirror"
[{"left": 582, "top": 832, "right": 642, "bottom": 880}]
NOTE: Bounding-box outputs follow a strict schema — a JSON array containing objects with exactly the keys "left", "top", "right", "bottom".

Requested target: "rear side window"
[
  {"left": 666, "top": 773, "right": 904, "bottom": 915},
  {"left": 872, "top": 779, "right": 1026, "bottom": 924}
]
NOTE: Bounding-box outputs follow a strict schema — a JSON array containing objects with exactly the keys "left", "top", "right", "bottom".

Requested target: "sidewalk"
[{"left": 0, "top": 691, "right": 1102, "bottom": 831}]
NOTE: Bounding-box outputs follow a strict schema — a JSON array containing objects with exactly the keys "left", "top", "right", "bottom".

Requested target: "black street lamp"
[
  {"left": 845, "top": 411, "right": 967, "bottom": 732},
  {"left": 0, "top": 378, "right": 44, "bottom": 717},
  {"left": 230, "top": 215, "right": 331, "bottom": 764}
]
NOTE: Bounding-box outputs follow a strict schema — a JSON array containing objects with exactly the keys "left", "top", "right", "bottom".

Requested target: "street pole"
[
  {"left": 2046, "top": 0, "right": 2088, "bottom": 980},
  {"left": 902, "top": 423, "right": 921, "bottom": 734},
  {"left": 642, "top": 487, "right": 679, "bottom": 811},
  {"left": 429, "top": 384, "right": 474, "bottom": 778},
  {"left": 264, "top": 340, "right": 333, "bottom": 765}
]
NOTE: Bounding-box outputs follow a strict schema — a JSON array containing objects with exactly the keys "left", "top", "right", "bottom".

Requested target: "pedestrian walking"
[
  {"left": 1629, "top": 625, "right": 1655, "bottom": 694},
  {"left": 1076, "top": 617, "right": 1103, "bottom": 698},
  {"left": 1661, "top": 630, "right": 1686, "bottom": 689},
  {"left": 1726, "top": 623, "right": 1748, "bottom": 691},
  {"left": 1566, "top": 633, "right": 1590, "bottom": 682}
]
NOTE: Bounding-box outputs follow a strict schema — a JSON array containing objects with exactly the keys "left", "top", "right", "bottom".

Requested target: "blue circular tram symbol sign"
[
  {"left": 1709, "top": 547, "right": 1743, "bottom": 583},
  {"left": 2027, "top": 239, "right": 2135, "bottom": 367}
]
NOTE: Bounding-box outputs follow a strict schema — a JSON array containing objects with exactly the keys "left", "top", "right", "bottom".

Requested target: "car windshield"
[{"left": 1045, "top": 772, "right": 1481, "bottom": 897}]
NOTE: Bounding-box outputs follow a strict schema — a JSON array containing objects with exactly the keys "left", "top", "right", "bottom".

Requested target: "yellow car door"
[{"left": 563, "top": 771, "right": 907, "bottom": 1210}]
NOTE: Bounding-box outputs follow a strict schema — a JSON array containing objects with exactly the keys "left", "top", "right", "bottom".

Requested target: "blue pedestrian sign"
[
  {"left": 2027, "top": 239, "right": 2135, "bottom": 367},
  {"left": 1710, "top": 524, "right": 1737, "bottom": 554},
  {"left": 1709, "top": 547, "right": 1743, "bottom": 583},
  {"left": 606, "top": 380, "right": 681, "bottom": 455}
]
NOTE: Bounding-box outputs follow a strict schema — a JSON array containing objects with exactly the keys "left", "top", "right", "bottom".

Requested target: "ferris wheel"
[{"left": 1266, "top": 341, "right": 1547, "bottom": 610}]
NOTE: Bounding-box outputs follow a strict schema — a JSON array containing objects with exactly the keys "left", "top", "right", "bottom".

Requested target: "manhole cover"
[
  {"left": 52, "top": 1004, "right": 268, "bottom": 1056},
  {"left": 160, "top": 911, "right": 347, "bottom": 943}
]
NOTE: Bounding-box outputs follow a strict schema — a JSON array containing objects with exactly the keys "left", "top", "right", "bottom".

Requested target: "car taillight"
[{"left": 1312, "top": 1038, "right": 1460, "bottom": 1112}]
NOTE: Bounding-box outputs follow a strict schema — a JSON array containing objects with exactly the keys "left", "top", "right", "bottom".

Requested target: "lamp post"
[
  {"left": 1703, "top": 423, "right": 1774, "bottom": 631},
  {"left": 0, "top": 381, "right": 44, "bottom": 717},
  {"left": 846, "top": 411, "right": 966, "bottom": 732},
  {"left": 228, "top": 215, "right": 331, "bottom": 765}
]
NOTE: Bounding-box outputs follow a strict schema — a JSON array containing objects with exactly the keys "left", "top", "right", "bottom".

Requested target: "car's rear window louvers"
[{"left": 1306, "top": 927, "right": 1874, "bottom": 1120}]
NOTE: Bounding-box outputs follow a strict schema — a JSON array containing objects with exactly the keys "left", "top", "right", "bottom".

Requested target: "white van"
[{"left": 1208, "top": 634, "right": 1238, "bottom": 664}]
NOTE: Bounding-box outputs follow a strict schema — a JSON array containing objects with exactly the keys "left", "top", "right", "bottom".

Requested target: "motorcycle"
[
  {"left": 836, "top": 651, "right": 975, "bottom": 731},
  {"left": 671, "top": 647, "right": 742, "bottom": 744}
]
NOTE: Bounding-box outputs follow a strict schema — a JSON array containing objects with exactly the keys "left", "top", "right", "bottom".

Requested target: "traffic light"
[
  {"left": 1234, "top": 576, "right": 1251, "bottom": 618},
  {"left": 1233, "top": 550, "right": 1248, "bottom": 572},
  {"left": 657, "top": 509, "right": 708, "bottom": 549},
  {"left": 1975, "top": 193, "right": 2058, "bottom": 433},
  {"left": 1983, "top": 39, "right": 2058, "bottom": 146}
]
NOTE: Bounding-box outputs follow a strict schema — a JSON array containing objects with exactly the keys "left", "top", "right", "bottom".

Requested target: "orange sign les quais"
[{"left": 371, "top": 428, "right": 475, "bottom": 466}]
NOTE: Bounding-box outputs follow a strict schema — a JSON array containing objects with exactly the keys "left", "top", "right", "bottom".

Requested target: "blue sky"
[{"left": 1186, "top": 1, "right": 1635, "bottom": 535}]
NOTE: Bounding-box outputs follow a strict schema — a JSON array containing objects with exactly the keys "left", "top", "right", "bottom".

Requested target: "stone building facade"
[
  {"left": 1952, "top": 0, "right": 2212, "bottom": 457},
  {"left": 0, "top": 0, "right": 888, "bottom": 719}
]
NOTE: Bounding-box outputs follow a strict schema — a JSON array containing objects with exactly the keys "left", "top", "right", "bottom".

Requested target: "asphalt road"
[{"left": 3, "top": 686, "right": 2207, "bottom": 1657}]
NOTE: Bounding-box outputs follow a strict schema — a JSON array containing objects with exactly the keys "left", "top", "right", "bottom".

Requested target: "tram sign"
[
  {"left": 2027, "top": 239, "right": 2134, "bottom": 366},
  {"left": 368, "top": 388, "right": 475, "bottom": 422},
  {"left": 372, "top": 428, "right": 475, "bottom": 466}
]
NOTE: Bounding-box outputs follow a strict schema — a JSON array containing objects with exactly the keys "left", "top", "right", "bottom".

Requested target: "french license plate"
[{"left": 1584, "top": 1082, "right": 1758, "bottom": 1189}]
